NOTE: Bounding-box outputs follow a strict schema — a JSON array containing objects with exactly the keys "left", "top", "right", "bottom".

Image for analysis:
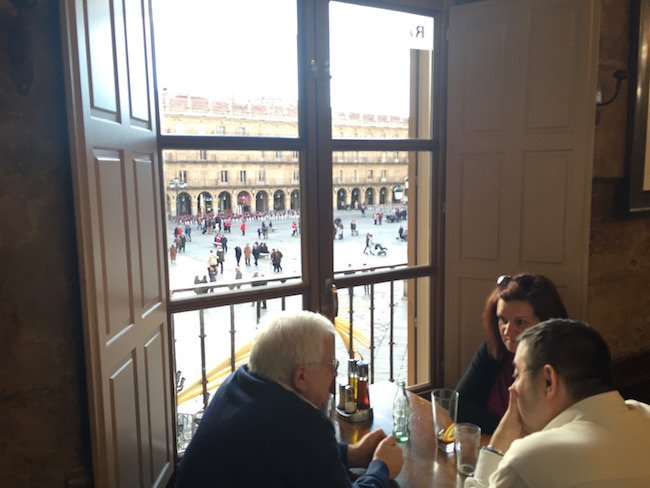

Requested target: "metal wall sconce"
[
  {"left": 596, "top": 69, "right": 629, "bottom": 124},
  {"left": 0, "top": 0, "right": 37, "bottom": 95}
]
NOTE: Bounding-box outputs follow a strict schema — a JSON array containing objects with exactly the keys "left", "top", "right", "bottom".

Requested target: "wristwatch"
[{"left": 482, "top": 445, "right": 505, "bottom": 456}]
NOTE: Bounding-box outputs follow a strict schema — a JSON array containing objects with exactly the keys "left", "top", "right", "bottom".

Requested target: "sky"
[{"left": 152, "top": 0, "right": 433, "bottom": 117}]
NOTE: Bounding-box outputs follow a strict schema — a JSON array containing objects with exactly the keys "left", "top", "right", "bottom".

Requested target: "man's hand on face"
[
  {"left": 347, "top": 429, "right": 387, "bottom": 467},
  {"left": 489, "top": 387, "right": 528, "bottom": 453},
  {"left": 372, "top": 435, "right": 404, "bottom": 480}
]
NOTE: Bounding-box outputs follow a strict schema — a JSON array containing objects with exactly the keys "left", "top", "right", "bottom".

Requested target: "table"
[{"left": 332, "top": 381, "right": 489, "bottom": 487}]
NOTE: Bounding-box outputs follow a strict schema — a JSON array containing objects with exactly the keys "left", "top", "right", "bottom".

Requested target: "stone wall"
[
  {"left": 588, "top": 0, "right": 650, "bottom": 359},
  {"left": 0, "top": 1, "right": 89, "bottom": 485}
]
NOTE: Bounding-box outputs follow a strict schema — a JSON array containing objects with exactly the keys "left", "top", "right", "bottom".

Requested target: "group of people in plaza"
[
  {"left": 175, "top": 272, "right": 650, "bottom": 487},
  {"left": 200, "top": 236, "right": 283, "bottom": 293}
]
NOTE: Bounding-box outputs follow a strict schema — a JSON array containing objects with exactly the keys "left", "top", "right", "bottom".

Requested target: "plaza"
[{"left": 168, "top": 208, "right": 410, "bottom": 418}]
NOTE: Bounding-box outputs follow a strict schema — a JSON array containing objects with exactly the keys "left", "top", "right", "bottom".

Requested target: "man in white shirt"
[{"left": 465, "top": 319, "right": 650, "bottom": 488}]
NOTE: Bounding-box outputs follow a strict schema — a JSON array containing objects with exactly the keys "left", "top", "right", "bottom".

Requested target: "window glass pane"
[
  {"left": 154, "top": 0, "right": 298, "bottom": 137},
  {"left": 333, "top": 276, "right": 433, "bottom": 387},
  {"left": 332, "top": 151, "right": 430, "bottom": 273},
  {"left": 329, "top": 3, "right": 434, "bottom": 139},
  {"left": 163, "top": 149, "right": 302, "bottom": 297}
]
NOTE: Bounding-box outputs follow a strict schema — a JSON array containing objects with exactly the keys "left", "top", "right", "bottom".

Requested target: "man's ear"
[
  {"left": 542, "top": 364, "right": 560, "bottom": 399},
  {"left": 293, "top": 364, "right": 308, "bottom": 394}
]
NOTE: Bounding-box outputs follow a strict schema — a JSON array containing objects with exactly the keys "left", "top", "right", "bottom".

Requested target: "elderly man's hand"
[
  {"left": 372, "top": 435, "right": 404, "bottom": 480},
  {"left": 490, "top": 387, "right": 527, "bottom": 453},
  {"left": 347, "top": 429, "right": 387, "bottom": 467}
]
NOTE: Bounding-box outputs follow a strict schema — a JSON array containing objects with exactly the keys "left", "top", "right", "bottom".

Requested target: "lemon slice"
[{"left": 440, "top": 422, "right": 456, "bottom": 443}]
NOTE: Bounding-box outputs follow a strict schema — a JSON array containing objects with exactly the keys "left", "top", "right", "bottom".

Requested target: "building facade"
[{"left": 160, "top": 92, "right": 409, "bottom": 216}]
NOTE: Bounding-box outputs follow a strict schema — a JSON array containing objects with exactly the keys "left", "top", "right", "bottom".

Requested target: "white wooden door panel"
[
  {"left": 61, "top": 0, "right": 174, "bottom": 486},
  {"left": 445, "top": 0, "right": 598, "bottom": 386}
]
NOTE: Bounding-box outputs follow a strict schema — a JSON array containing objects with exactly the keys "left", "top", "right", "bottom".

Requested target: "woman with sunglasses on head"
[{"left": 455, "top": 273, "right": 568, "bottom": 433}]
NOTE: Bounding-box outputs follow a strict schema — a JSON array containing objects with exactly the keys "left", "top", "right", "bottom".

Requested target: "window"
[
  {"left": 179, "top": 170, "right": 188, "bottom": 183},
  {"left": 154, "top": 0, "right": 443, "bottom": 455},
  {"left": 199, "top": 149, "right": 207, "bottom": 160}
]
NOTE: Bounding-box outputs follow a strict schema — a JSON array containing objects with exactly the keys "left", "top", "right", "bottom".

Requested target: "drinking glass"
[
  {"left": 431, "top": 388, "right": 459, "bottom": 453},
  {"left": 455, "top": 423, "right": 481, "bottom": 476}
]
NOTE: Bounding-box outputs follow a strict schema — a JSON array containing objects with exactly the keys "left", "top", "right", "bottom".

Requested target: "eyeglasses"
[
  {"left": 496, "top": 274, "right": 535, "bottom": 290},
  {"left": 305, "top": 358, "right": 340, "bottom": 372}
]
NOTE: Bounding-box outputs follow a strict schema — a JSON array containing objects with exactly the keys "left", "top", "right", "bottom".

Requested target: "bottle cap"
[
  {"left": 357, "top": 361, "right": 368, "bottom": 377},
  {"left": 347, "top": 358, "right": 358, "bottom": 373}
]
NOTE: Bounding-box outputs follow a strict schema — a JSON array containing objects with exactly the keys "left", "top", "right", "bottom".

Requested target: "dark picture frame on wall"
[{"left": 627, "top": 0, "right": 650, "bottom": 212}]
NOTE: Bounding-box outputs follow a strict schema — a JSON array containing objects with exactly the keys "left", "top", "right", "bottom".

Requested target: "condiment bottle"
[
  {"left": 392, "top": 380, "right": 410, "bottom": 442},
  {"left": 344, "top": 385, "right": 356, "bottom": 414},
  {"left": 347, "top": 358, "right": 359, "bottom": 400},
  {"left": 356, "top": 361, "right": 370, "bottom": 410}
]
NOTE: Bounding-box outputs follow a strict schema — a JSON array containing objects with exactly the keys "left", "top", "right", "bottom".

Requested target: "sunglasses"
[{"left": 496, "top": 274, "right": 535, "bottom": 290}]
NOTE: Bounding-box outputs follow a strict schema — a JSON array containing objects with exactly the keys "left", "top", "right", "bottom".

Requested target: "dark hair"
[
  {"left": 518, "top": 319, "right": 614, "bottom": 400},
  {"left": 483, "top": 273, "right": 568, "bottom": 360}
]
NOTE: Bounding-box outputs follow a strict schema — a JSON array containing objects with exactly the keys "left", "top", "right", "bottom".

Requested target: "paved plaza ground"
[{"left": 168, "top": 208, "right": 409, "bottom": 415}]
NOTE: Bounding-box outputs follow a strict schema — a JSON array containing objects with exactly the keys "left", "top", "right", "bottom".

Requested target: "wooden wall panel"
[
  {"left": 460, "top": 154, "right": 502, "bottom": 260},
  {"left": 110, "top": 356, "right": 142, "bottom": 486},
  {"left": 521, "top": 151, "right": 569, "bottom": 264},
  {"left": 86, "top": 0, "right": 118, "bottom": 114}
]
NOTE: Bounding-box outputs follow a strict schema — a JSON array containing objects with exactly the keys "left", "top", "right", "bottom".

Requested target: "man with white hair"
[{"left": 175, "top": 311, "right": 403, "bottom": 487}]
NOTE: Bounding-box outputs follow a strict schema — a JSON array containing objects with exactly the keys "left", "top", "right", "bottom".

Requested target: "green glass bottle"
[{"left": 392, "top": 380, "right": 410, "bottom": 442}]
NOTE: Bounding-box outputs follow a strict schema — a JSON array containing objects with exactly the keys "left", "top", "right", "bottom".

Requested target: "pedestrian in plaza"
[
  {"left": 250, "top": 272, "right": 267, "bottom": 309},
  {"left": 185, "top": 223, "right": 192, "bottom": 241},
  {"left": 207, "top": 249, "right": 218, "bottom": 274},
  {"left": 207, "top": 266, "right": 217, "bottom": 292},
  {"left": 364, "top": 233, "right": 375, "bottom": 255},
  {"left": 350, "top": 219, "right": 358, "bottom": 236},
  {"left": 221, "top": 234, "right": 228, "bottom": 253},
  {"left": 240, "top": 220, "right": 246, "bottom": 236},
  {"left": 362, "top": 264, "right": 370, "bottom": 295},
  {"left": 271, "top": 248, "right": 283, "bottom": 272},
  {"left": 291, "top": 221, "right": 298, "bottom": 237},
  {"left": 234, "top": 245, "right": 242, "bottom": 266},
  {"left": 216, "top": 244, "right": 225, "bottom": 274},
  {"left": 194, "top": 275, "right": 208, "bottom": 295},
  {"left": 252, "top": 242, "right": 260, "bottom": 266},
  {"left": 244, "top": 243, "right": 252, "bottom": 266},
  {"left": 169, "top": 243, "right": 177, "bottom": 264}
]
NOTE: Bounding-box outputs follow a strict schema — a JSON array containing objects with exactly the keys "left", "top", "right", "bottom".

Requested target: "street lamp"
[{"left": 169, "top": 177, "right": 187, "bottom": 216}]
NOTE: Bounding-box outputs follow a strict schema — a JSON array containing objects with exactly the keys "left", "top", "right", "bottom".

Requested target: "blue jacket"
[{"left": 175, "top": 365, "right": 389, "bottom": 487}]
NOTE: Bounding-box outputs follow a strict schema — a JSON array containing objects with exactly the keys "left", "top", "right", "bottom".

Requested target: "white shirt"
[{"left": 465, "top": 392, "right": 650, "bottom": 488}]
